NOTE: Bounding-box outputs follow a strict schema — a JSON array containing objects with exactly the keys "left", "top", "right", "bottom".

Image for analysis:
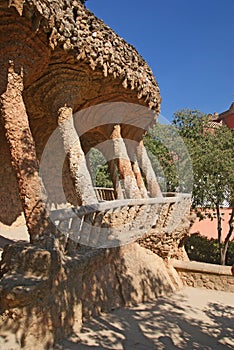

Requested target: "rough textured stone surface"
[
  {"left": 172, "top": 260, "right": 234, "bottom": 293},
  {"left": 178, "top": 272, "right": 234, "bottom": 292},
  {"left": 3, "top": 0, "right": 161, "bottom": 109},
  {"left": 0, "top": 2, "right": 193, "bottom": 347},
  {"left": 137, "top": 141, "right": 162, "bottom": 197},
  {"left": 48, "top": 194, "right": 192, "bottom": 251},
  {"left": 0, "top": 124, "right": 23, "bottom": 225},
  {"left": 109, "top": 124, "right": 142, "bottom": 199},
  {"left": 138, "top": 197, "right": 195, "bottom": 259},
  {"left": 0, "top": 242, "right": 175, "bottom": 348},
  {"left": 0, "top": 63, "right": 54, "bottom": 242},
  {"left": 58, "top": 106, "right": 98, "bottom": 205}
]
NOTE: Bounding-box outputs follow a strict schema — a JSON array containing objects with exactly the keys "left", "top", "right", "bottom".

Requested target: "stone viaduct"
[{"left": 0, "top": 1, "right": 192, "bottom": 347}]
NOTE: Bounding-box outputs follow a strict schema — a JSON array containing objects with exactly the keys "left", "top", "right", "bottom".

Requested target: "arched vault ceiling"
[
  {"left": 1, "top": 0, "right": 162, "bottom": 158},
  {"left": 0, "top": 0, "right": 161, "bottom": 112}
]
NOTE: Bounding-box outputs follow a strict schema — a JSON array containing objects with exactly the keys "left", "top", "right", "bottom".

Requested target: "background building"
[{"left": 215, "top": 102, "right": 234, "bottom": 129}]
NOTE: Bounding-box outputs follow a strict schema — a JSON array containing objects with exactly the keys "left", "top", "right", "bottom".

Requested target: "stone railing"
[
  {"left": 94, "top": 188, "right": 178, "bottom": 201},
  {"left": 50, "top": 193, "right": 191, "bottom": 249},
  {"left": 94, "top": 187, "right": 116, "bottom": 201},
  {"left": 171, "top": 259, "right": 234, "bottom": 293}
]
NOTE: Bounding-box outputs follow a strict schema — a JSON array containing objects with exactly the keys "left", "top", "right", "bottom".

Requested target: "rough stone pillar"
[
  {"left": 0, "top": 62, "right": 53, "bottom": 243},
  {"left": 107, "top": 159, "right": 124, "bottom": 199},
  {"left": 136, "top": 140, "right": 162, "bottom": 198},
  {"left": 58, "top": 106, "right": 98, "bottom": 205},
  {"left": 110, "top": 125, "right": 141, "bottom": 199},
  {"left": 124, "top": 140, "right": 148, "bottom": 198},
  {"left": 132, "top": 157, "right": 148, "bottom": 198}
]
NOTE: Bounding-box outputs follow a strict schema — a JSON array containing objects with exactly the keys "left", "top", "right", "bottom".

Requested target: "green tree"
[
  {"left": 184, "top": 233, "right": 234, "bottom": 266},
  {"left": 144, "top": 124, "right": 179, "bottom": 192},
  {"left": 173, "top": 109, "right": 234, "bottom": 265},
  {"left": 144, "top": 122, "right": 193, "bottom": 193},
  {"left": 88, "top": 148, "right": 113, "bottom": 188}
]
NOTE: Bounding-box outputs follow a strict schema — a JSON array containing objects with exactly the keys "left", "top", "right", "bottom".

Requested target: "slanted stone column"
[
  {"left": 107, "top": 159, "right": 124, "bottom": 199},
  {"left": 124, "top": 140, "right": 148, "bottom": 198},
  {"left": 136, "top": 140, "right": 162, "bottom": 198},
  {"left": 0, "top": 62, "right": 54, "bottom": 243},
  {"left": 110, "top": 124, "right": 141, "bottom": 199},
  {"left": 132, "top": 157, "right": 148, "bottom": 198},
  {"left": 58, "top": 106, "right": 98, "bottom": 206}
]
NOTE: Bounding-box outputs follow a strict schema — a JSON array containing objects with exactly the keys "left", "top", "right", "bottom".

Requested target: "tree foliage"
[
  {"left": 143, "top": 125, "right": 179, "bottom": 192},
  {"left": 144, "top": 122, "right": 193, "bottom": 193},
  {"left": 172, "top": 109, "right": 234, "bottom": 264},
  {"left": 185, "top": 233, "right": 234, "bottom": 266},
  {"left": 88, "top": 148, "right": 113, "bottom": 188},
  {"left": 173, "top": 110, "right": 233, "bottom": 209}
]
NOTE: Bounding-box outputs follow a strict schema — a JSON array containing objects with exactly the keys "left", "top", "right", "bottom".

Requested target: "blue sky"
[{"left": 87, "top": 0, "right": 234, "bottom": 121}]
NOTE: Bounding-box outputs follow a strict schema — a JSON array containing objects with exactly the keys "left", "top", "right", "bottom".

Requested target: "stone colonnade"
[
  {"left": 0, "top": 2, "right": 162, "bottom": 245},
  {"left": 0, "top": 64, "right": 161, "bottom": 243},
  {"left": 58, "top": 106, "right": 163, "bottom": 204}
]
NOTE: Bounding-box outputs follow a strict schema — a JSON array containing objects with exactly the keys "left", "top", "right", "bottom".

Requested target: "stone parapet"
[
  {"left": 138, "top": 196, "right": 193, "bottom": 259},
  {"left": 171, "top": 259, "right": 234, "bottom": 293}
]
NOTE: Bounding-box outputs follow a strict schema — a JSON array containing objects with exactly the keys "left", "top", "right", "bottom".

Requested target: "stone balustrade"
[
  {"left": 171, "top": 259, "right": 234, "bottom": 293},
  {"left": 94, "top": 187, "right": 116, "bottom": 201},
  {"left": 50, "top": 193, "right": 191, "bottom": 249}
]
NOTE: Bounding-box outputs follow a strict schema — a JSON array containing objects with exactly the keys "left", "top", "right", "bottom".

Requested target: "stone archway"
[{"left": 0, "top": 0, "right": 161, "bottom": 243}]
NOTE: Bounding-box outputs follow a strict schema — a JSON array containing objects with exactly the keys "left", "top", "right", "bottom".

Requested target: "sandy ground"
[
  {"left": 55, "top": 287, "right": 234, "bottom": 350},
  {"left": 1, "top": 287, "right": 233, "bottom": 350}
]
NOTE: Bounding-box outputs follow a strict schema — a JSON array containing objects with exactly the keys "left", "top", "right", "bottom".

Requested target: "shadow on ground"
[{"left": 57, "top": 287, "right": 234, "bottom": 350}]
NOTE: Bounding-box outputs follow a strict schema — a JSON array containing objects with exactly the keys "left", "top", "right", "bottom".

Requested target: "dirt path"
[{"left": 58, "top": 287, "right": 234, "bottom": 350}]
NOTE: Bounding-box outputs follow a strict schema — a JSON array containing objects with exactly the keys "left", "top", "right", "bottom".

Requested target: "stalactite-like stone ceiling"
[
  {"left": 0, "top": 0, "right": 161, "bottom": 110},
  {"left": 1, "top": 0, "right": 162, "bottom": 154}
]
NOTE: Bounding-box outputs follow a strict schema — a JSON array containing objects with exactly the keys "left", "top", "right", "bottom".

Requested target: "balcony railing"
[
  {"left": 50, "top": 192, "right": 191, "bottom": 249},
  {"left": 94, "top": 187, "right": 179, "bottom": 201},
  {"left": 94, "top": 187, "right": 116, "bottom": 201}
]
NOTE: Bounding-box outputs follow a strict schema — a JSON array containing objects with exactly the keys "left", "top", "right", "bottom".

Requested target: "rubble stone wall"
[
  {"left": 172, "top": 260, "right": 234, "bottom": 293},
  {"left": 138, "top": 198, "right": 194, "bottom": 259},
  {"left": 0, "top": 243, "right": 176, "bottom": 348}
]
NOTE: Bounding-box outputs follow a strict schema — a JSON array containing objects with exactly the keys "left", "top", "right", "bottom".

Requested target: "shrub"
[{"left": 184, "top": 233, "right": 234, "bottom": 266}]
